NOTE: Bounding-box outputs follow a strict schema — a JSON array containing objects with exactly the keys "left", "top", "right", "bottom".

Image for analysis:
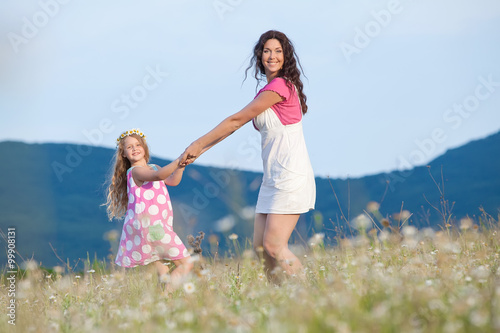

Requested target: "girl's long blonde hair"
[{"left": 105, "top": 133, "right": 150, "bottom": 220}]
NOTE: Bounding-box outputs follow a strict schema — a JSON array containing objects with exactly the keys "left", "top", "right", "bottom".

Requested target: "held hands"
[
  {"left": 179, "top": 142, "right": 203, "bottom": 167},
  {"left": 177, "top": 157, "right": 188, "bottom": 168},
  {"left": 177, "top": 153, "right": 190, "bottom": 168}
]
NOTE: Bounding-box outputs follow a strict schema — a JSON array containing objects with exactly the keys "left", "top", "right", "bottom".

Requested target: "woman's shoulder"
[{"left": 260, "top": 77, "right": 292, "bottom": 100}]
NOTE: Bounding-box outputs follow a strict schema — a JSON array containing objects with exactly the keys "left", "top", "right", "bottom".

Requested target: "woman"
[{"left": 181, "top": 30, "right": 315, "bottom": 279}]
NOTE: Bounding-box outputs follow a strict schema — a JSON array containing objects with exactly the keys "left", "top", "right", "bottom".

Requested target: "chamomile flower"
[{"left": 183, "top": 282, "right": 196, "bottom": 294}]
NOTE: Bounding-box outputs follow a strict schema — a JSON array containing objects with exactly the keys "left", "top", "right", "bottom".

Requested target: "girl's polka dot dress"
[{"left": 115, "top": 165, "right": 189, "bottom": 267}]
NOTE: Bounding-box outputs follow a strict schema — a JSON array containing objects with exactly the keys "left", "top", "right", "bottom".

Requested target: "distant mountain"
[
  {"left": 314, "top": 131, "right": 500, "bottom": 231},
  {"left": 1, "top": 131, "right": 499, "bottom": 268}
]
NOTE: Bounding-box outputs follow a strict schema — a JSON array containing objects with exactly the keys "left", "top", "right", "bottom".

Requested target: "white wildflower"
[
  {"left": 308, "top": 233, "right": 325, "bottom": 247},
  {"left": 53, "top": 266, "right": 64, "bottom": 274},
  {"left": 239, "top": 206, "right": 255, "bottom": 220},
  {"left": 215, "top": 215, "right": 236, "bottom": 232},
  {"left": 366, "top": 201, "right": 380, "bottom": 213},
  {"left": 23, "top": 260, "right": 38, "bottom": 271},
  {"left": 470, "top": 310, "right": 489, "bottom": 327},
  {"left": 394, "top": 210, "right": 411, "bottom": 221},
  {"left": 352, "top": 214, "right": 372, "bottom": 231},
  {"left": 460, "top": 218, "right": 474, "bottom": 231},
  {"left": 183, "top": 282, "right": 196, "bottom": 294},
  {"left": 378, "top": 230, "right": 390, "bottom": 242},
  {"left": 420, "top": 227, "right": 436, "bottom": 239},
  {"left": 402, "top": 226, "right": 418, "bottom": 238},
  {"left": 472, "top": 265, "right": 490, "bottom": 280},
  {"left": 182, "top": 311, "right": 194, "bottom": 323}
]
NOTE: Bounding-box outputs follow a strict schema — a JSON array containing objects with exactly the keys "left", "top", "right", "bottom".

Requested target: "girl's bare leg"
[
  {"left": 170, "top": 257, "right": 194, "bottom": 287},
  {"left": 155, "top": 258, "right": 193, "bottom": 293},
  {"left": 154, "top": 260, "right": 170, "bottom": 276}
]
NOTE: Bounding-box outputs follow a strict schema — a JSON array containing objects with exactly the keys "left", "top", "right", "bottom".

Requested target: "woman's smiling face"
[{"left": 261, "top": 38, "right": 284, "bottom": 79}]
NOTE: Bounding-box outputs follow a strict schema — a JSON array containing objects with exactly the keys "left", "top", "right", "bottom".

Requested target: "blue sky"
[{"left": 1, "top": 0, "right": 499, "bottom": 178}]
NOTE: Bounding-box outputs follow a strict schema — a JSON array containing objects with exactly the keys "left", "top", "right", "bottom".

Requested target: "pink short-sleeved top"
[{"left": 253, "top": 77, "right": 302, "bottom": 129}]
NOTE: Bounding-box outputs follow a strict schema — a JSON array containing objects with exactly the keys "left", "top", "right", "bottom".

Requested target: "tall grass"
[{"left": 1, "top": 212, "right": 499, "bottom": 332}]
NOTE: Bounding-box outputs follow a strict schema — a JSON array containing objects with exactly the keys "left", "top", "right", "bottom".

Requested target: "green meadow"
[{"left": 2, "top": 210, "right": 499, "bottom": 333}]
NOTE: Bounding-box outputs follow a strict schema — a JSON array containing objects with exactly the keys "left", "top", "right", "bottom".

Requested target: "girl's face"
[
  {"left": 261, "top": 38, "right": 284, "bottom": 79},
  {"left": 122, "top": 136, "right": 145, "bottom": 165}
]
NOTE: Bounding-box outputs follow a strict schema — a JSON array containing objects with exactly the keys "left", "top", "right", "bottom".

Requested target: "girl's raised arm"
[
  {"left": 163, "top": 164, "right": 185, "bottom": 186},
  {"left": 132, "top": 159, "right": 181, "bottom": 184},
  {"left": 182, "top": 90, "right": 283, "bottom": 163}
]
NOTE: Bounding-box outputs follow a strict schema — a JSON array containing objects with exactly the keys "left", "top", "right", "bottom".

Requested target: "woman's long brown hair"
[{"left": 244, "top": 30, "right": 308, "bottom": 114}]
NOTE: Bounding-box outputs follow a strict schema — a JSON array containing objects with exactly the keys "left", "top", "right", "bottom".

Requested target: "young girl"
[{"left": 105, "top": 128, "right": 193, "bottom": 289}]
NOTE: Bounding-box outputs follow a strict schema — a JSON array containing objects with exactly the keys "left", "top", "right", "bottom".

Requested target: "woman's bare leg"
[
  {"left": 254, "top": 213, "right": 277, "bottom": 277},
  {"left": 262, "top": 214, "right": 304, "bottom": 277}
]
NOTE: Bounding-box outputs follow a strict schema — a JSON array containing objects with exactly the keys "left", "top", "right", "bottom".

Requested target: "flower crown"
[{"left": 116, "top": 128, "right": 146, "bottom": 147}]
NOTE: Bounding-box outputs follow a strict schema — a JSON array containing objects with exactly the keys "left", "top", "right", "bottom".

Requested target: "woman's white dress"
[{"left": 253, "top": 106, "right": 316, "bottom": 214}]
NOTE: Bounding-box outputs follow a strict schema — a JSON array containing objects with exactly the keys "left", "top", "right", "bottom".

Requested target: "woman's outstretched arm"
[{"left": 182, "top": 90, "right": 282, "bottom": 163}]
